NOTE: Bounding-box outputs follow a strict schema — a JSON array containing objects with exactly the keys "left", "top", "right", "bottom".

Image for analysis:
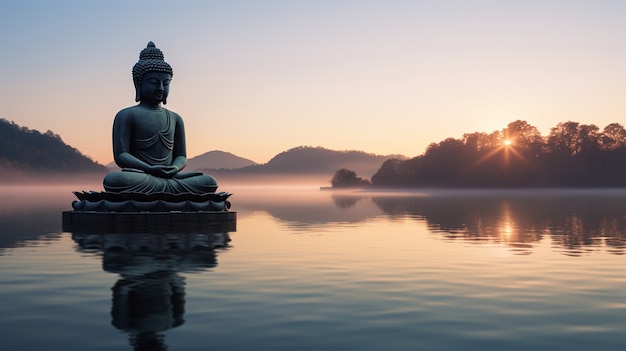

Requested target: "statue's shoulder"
[
  {"left": 114, "top": 106, "right": 142, "bottom": 121},
  {"left": 163, "top": 108, "right": 184, "bottom": 122}
]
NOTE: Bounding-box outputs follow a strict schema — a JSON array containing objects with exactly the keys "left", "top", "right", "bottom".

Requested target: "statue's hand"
[{"left": 148, "top": 165, "right": 179, "bottom": 178}]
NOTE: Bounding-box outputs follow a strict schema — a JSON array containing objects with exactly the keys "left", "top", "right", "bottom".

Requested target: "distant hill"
[
  {"left": 0, "top": 118, "right": 108, "bottom": 181},
  {"left": 198, "top": 146, "right": 406, "bottom": 180},
  {"left": 185, "top": 150, "right": 257, "bottom": 171}
]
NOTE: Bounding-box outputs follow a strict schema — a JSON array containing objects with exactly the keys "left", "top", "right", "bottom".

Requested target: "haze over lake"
[{"left": 1, "top": 184, "right": 625, "bottom": 350}]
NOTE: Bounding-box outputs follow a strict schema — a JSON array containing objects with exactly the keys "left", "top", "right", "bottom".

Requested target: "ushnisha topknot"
[{"left": 132, "top": 41, "right": 173, "bottom": 81}]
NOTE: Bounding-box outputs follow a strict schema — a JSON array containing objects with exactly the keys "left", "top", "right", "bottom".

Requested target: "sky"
[{"left": 1, "top": 0, "right": 625, "bottom": 165}]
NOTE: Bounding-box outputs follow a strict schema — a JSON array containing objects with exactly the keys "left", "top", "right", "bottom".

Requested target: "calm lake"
[{"left": 1, "top": 184, "right": 625, "bottom": 351}]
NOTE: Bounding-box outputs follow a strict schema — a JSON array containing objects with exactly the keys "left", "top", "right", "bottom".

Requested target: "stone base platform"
[
  {"left": 62, "top": 210, "right": 236, "bottom": 233},
  {"left": 63, "top": 190, "right": 236, "bottom": 233}
]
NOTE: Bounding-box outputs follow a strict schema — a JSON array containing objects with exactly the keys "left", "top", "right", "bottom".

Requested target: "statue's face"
[{"left": 139, "top": 71, "right": 171, "bottom": 105}]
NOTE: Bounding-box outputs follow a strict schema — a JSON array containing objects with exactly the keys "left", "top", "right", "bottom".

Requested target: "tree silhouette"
[
  {"left": 599, "top": 123, "right": 626, "bottom": 150},
  {"left": 331, "top": 168, "right": 371, "bottom": 187},
  {"left": 371, "top": 120, "right": 626, "bottom": 188}
]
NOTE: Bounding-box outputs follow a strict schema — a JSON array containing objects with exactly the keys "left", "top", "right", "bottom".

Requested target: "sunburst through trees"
[{"left": 371, "top": 120, "right": 626, "bottom": 188}]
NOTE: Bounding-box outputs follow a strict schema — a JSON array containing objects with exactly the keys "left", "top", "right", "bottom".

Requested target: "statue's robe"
[{"left": 103, "top": 110, "right": 217, "bottom": 194}]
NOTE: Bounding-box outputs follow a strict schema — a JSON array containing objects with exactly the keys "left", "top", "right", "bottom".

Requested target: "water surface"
[{"left": 1, "top": 185, "right": 625, "bottom": 350}]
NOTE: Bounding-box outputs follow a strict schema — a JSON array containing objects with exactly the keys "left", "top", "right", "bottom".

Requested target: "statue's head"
[{"left": 132, "top": 42, "right": 173, "bottom": 104}]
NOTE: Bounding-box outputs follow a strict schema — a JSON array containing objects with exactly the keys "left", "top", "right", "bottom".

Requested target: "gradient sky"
[{"left": 1, "top": 0, "right": 625, "bottom": 165}]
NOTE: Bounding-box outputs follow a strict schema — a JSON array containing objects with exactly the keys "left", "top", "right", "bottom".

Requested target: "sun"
[{"left": 469, "top": 137, "right": 528, "bottom": 169}]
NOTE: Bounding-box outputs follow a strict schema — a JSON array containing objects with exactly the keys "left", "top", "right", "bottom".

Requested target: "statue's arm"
[{"left": 171, "top": 113, "right": 187, "bottom": 172}]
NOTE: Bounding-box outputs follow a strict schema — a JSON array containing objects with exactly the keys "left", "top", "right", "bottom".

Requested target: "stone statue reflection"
[
  {"left": 72, "top": 232, "right": 229, "bottom": 351},
  {"left": 111, "top": 270, "right": 185, "bottom": 351},
  {"left": 103, "top": 42, "right": 217, "bottom": 194}
]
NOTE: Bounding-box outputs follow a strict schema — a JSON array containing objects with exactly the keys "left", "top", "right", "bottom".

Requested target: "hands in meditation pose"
[{"left": 103, "top": 42, "right": 217, "bottom": 194}]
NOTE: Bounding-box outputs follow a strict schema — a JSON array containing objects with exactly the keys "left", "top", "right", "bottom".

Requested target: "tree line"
[{"left": 337, "top": 120, "right": 626, "bottom": 188}]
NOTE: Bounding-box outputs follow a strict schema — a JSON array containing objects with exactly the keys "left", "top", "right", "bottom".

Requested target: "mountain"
[
  {"left": 0, "top": 118, "right": 107, "bottom": 181},
  {"left": 185, "top": 150, "right": 257, "bottom": 171},
  {"left": 198, "top": 146, "right": 406, "bottom": 180}
]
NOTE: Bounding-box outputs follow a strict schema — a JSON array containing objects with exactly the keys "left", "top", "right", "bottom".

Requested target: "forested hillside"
[
  {"left": 0, "top": 118, "right": 107, "bottom": 179},
  {"left": 371, "top": 120, "right": 626, "bottom": 188}
]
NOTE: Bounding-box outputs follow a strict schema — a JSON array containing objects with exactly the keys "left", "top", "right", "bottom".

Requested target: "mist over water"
[{"left": 1, "top": 184, "right": 625, "bottom": 350}]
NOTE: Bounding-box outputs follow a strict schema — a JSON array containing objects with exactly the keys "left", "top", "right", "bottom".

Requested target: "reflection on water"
[
  {"left": 0, "top": 186, "right": 74, "bottom": 250},
  {"left": 232, "top": 187, "right": 626, "bottom": 255},
  {"left": 72, "top": 231, "right": 230, "bottom": 351},
  {"left": 2, "top": 186, "right": 625, "bottom": 256},
  {"left": 370, "top": 189, "right": 626, "bottom": 256},
  {"left": 331, "top": 194, "right": 367, "bottom": 209}
]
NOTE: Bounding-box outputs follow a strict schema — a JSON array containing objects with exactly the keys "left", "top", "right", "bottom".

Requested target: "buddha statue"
[{"left": 103, "top": 42, "right": 217, "bottom": 194}]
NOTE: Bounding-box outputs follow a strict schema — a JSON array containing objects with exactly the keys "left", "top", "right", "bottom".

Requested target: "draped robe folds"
[{"left": 103, "top": 109, "right": 217, "bottom": 194}]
